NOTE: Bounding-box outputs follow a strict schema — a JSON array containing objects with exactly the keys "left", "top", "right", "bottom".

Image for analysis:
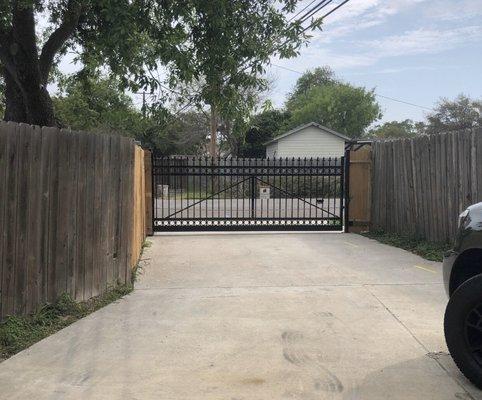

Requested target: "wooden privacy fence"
[
  {"left": 0, "top": 122, "right": 147, "bottom": 320},
  {"left": 371, "top": 128, "right": 482, "bottom": 243}
]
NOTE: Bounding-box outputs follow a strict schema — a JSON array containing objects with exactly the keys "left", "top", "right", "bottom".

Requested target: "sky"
[
  {"left": 51, "top": 0, "right": 482, "bottom": 124},
  {"left": 267, "top": 0, "right": 482, "bottom": 123}
]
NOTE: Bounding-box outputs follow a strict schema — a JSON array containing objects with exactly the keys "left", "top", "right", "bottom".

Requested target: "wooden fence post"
[{"left": 347, "top": 144, "right": 372, "bottom": 233}]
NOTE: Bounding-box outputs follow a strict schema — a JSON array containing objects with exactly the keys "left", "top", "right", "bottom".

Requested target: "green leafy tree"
[
  {"left": 423, "top": 94, "right": 482, "bottom": 134},
  {"left": 53, "top": 73, "right": 208, "bottom": 154},
  {"left": 0, "top": 0, "right": 313, "bottom": 133},
  {"left": 169, "top": 0, "right": 314, "bottom": 156},
  {"left": 53, "top": 74, "right": 144, "bottom": 135},
  {"left": 0, "top": 1, "right": 191, "bottom": 126},
  {"left": 148, "top": 111, "right": 209, "bottom": 155},
  {"left": 368, "top": 119, "right": 420, "bottom": 139},
  {"left": 286, "top": 66, "right": 337, "bottom": 109},
  {"left": 284, "top": 78, "right": 382, "bottom": 138},
  {"left": 238, "top": 109, "right": 291, "bottom": 157}
]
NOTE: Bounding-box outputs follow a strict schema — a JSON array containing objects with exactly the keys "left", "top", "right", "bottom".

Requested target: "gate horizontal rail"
[{"left": 152, "top": 156, "right": 345, "bottom": 232}]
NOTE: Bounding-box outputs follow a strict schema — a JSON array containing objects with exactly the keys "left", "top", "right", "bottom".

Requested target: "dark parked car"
[{"left": 444, "top": 202, "right": 482, "bottom": 388}]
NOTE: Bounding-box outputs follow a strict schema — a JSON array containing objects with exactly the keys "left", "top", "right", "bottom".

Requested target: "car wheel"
[{"left": 445, "top": 273, "right": 482, "bottom": 389}]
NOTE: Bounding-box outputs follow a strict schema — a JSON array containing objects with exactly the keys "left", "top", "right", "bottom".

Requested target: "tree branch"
[{"left": 39, "top": 0, "right": 84, "bottom": 84}]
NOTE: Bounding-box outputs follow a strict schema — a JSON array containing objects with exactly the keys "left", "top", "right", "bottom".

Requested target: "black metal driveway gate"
[{"left": 152, "top": 156, "right": 347, "bottom": 232}]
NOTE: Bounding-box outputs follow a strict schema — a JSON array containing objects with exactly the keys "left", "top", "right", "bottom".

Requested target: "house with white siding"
[{"left": 264, "top": 122, "right": 350, "bottom": 158}]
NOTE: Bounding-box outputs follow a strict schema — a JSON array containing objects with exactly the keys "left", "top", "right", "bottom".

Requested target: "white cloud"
[
  {"left": 314, "top": 0, "right": 429, "bottom": 40},
  {"left": 344, "top": 65, "right": 460, "bottom": 76},
  {"left": 277, "top": 24, "right": 482, "bottom": 73},
  {"left": 363, "top": 26, "right": 482, "bottom": 58},
  {"left": 306, "top": 0, "right": 482, "bottom": 43},
  {"left": 424, "top": 0, "right": 482, "bottom": 21}
]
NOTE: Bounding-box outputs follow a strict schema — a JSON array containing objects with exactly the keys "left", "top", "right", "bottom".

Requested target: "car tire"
[{"left": 445, "top": 273, "right": 482, "bottom": 389}]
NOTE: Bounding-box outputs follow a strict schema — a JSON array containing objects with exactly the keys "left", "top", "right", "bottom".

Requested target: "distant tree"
[
  {"left": 284, "top": 79, "right": 382, "bottom": 138},
  {"left": 53, "top": 74, "right": 207, "bottom": 154},
  {"left": 286, "top": 66, "right": 338, "bottom": 110},
  {"left": 53, "top": 74, "right": 144, "bottom": 135},
  {"left": 139, "top": 111, "right": 209, "bottom": 155},
  {"left": 368, "top": 119, "right": 420, "bottom": 139},
  {"left": 423, "top": 94, "right": 482, "bottom": 134},
  {"left": 238, "top": 109, "right": 291, "bottom": 157}
]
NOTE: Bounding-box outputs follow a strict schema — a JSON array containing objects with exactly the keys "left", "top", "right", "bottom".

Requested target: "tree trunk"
[
  {"left": 2, "top": 70, "right": 58, "bottom": 127},
  {"left": 3, "top": 68, "right": 27, "bottom": 123},
  {"left": 1, "top": 3, "right": 59, "bottom": 127},
  {"left": 210, "top": 105, "right": 218, "bottom": 157},
  {"left": 23, "top": 82, "right": 57, "bottom": 127}
]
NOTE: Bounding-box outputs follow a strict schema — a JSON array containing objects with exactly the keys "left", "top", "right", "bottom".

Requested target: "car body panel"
[
  {"left": 443, "top": 202, "right": 482, "bottom": 297},
  {"left": 443, "top": 251, "right": 458, "bottom": 296}
]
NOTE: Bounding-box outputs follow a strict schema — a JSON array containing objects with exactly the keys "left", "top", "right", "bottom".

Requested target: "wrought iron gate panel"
[{"left": 152, "top": 156, "right": 346, "bottom": 231}]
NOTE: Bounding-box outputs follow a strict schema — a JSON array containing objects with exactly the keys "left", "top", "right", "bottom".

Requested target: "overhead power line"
[
  {"left": 298, "top": 0, "right": 333, "bottom": 24},
  {"left": 276, "top": 0, "right": 347, "bottom": 55},
  {"left": 288, "top": 0, "right": 318, "bottom": 22},
  {"left": 270, "top": 63, "right": 435, "bottom": 111},
  {"left": 374, "top": 94, "right": 435, "bottom": 112},
  {"left": 321, "top": 0, "right": 352, "bottom": 20}
]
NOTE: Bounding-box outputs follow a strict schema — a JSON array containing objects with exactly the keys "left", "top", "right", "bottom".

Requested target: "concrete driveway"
[{"left": 0, "top": 233, "right": 481, "bottom": 400}]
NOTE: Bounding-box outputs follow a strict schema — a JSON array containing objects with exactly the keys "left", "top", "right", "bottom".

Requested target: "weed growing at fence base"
[
  {"left": 361, "top": 230, "right": 451, "bottom": 262},
  {"left": 0, "top": 284, "right": 133, "bottom": 362}
]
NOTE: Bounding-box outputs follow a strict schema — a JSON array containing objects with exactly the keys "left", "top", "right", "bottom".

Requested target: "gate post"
[
  {"left": 344, "top": 150, "right": 350, "bottom": 233},
  {"left": 144, "top": 149, "right": 153, "bottom": 236},
  {"left": 346, "top": 144, "right": 372, "bottom": 233}
]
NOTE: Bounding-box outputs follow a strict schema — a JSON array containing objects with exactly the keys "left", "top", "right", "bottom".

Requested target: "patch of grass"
[
  {"left": 0, "top": 284, "right": 133, "bottom": 362},
  {"left": 361, "top": 230, "right": 452, "bottom": 262},
  {"left": 0, "top": 237, "right": 152, "bottom": 362},
  {"left": 131, "top": 240, "right": 151, "bottom": 283}
]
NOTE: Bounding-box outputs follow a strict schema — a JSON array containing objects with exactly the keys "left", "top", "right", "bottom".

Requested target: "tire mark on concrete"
[{"left": 281, "top": 330, "right": 344, "bottom": 395}]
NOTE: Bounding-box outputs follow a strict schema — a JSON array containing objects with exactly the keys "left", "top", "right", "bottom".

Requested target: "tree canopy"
[
  {"left": 283, "top": 70, "right": 382, "bottom": 138},
  {"left": 53, "top": 74, "right": 144, "bottom": 135},
  {"left": 238, "top": 109, "right": 291, "bottom": 157},
  {"left": 0, "top": 0, "right": 196, "bottom": 126},
  {"left": 52, "top": 73, "right": 208, "bottom": 154},
  {"left": 367, "top": 119, "right": 422, "bottom": 139},
  {"left": 286, "top": 66, "right": 338, "bottom": 109},
  {"left": 422, "top": 95, "right": 481, "bottom": 134},
  {"left": 0, "top": 0, "right": 311, "bottom": 129},
  {"left": 162, "top": 1, "right": 312, "bottom": 156}
]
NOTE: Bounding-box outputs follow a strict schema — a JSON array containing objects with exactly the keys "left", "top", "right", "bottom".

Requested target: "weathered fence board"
[
  {"left": 0, "top": 122, "right": 8, "bottom": 317},
  {"left": 0, "top": 122, "right": 145, "bottom": 320},
  {"left": 131, "top": 146, "right": 146, "bottom": 268},
  {"left": 371, "top": 128, "right": 482, "bottom": 242}
]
